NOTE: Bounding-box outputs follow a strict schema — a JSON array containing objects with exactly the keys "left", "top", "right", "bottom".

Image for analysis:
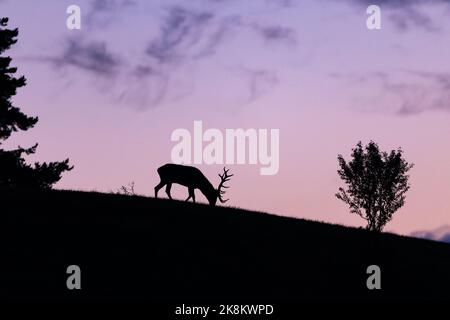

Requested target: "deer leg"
[
  {"left": 186, "top": 188, "right": 195, "bottom": 202},
  {"left": 165, "top": 183, "right": 172, "bottom": 200},
  {"left": 186, "top": 187, "right": 195, "bottom": 203},
  {"left": 154, "top": 181, "right": 165, "bottom": 198}
]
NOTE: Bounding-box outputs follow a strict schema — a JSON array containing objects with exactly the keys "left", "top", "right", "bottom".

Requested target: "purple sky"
[{"left": 2, "top": 0, "right": 450, "bottom": 236}]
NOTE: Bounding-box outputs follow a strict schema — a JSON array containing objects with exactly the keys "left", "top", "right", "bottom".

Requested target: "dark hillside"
[{"left": 3, "top": 190, "right": 450, "bottom": 302}]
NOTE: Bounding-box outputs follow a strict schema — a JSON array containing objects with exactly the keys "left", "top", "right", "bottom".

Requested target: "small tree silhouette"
[
  {"left": 0, "top": 18, "right": 72, "bottom": 190},
  {"left": 336, "top": 141, "right": 413, "bottom": 232}
]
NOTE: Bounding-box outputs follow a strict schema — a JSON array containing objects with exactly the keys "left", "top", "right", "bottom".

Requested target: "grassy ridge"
[{"left": 3, "top": 189, "right": 450, "bottom": 301}]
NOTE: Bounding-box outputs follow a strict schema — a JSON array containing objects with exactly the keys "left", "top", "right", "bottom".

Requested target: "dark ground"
[{"left": 2, "top": 189, "right": 450, "bottom": 306}]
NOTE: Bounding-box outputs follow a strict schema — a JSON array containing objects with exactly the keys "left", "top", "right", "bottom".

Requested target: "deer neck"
[{"left": 198, "top": 179, "right": 216, "bottom": 200}]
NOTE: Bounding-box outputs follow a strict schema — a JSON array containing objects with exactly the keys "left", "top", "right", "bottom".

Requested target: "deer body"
[{"left": 154, "top": 164, "right": 232, "bottom": 206}]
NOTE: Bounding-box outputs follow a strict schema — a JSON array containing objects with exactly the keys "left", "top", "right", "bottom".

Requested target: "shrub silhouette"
[
  {"left": 0, "top": 18, "right": 72, "bottom": 190},
  {"left": 117, "top": 182, "right": 137, "bottom": 196},
  {"left": 336, "top": 141, "right": 413, "bottom": 232}
]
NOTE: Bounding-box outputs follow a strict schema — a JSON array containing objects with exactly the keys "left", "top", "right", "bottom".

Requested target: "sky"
[{"left": 2, "top": 0, "right": 450, "bottom": 236}]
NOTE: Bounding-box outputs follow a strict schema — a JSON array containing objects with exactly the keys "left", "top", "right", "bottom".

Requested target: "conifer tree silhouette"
[{"left": 0, "top": 18, "right": 72, "bottom": 190}]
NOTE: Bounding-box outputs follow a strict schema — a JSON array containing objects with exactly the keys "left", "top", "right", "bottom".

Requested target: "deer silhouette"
[{"left": 154, "top": 164, "right": 233, "bottom": 206}]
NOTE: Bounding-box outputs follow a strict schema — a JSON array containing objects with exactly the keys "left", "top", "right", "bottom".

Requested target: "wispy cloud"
[
  {"left": 350, "top": 0, "right": 450, "bottom": 6},
  {"left": 203, "top": 0, "right": 295, "bottom": 7},
  {"left": 252, "top": 24, "right": 297, "bottom": 46},
  {"left": 398, "top": 71, "right": 450, "bottom": 114},
  {"left": 33, "top": 1, "right": 297, "bottom": 108},
  {"left": 193, "top": 16, "right": 237, "bottom": 58},
  {"left": 86, "top": 0, "right": 137, "bottom": 29},
  {"left": 116, "top": 65, "right": 170, "bottom": 109},
  {"left": 265, "top": 0, "right": 295, "bottom": 7},
  {"left": 44, "top": 39, "right": 123, "bottom": 76},
  {"left": 388, "top": 7, "right": 439, "bottom": 32},
  {"left": 392, "top": 71, "right": 450, "bottom": 114},
  {"left": 145, "top": 7, "right": 215, "bottom": 64},
  {"left": 411, "top": 225, "right": 450, "bottom": 243},
  {"left": 331, "top": 71, "right": 450, "bottom": 115},
  {"left": 139, "top": 5, "right": 292, "bottom": 105},
  {"left": 241, "top": 68, "right": 278, "bottom": 101}
]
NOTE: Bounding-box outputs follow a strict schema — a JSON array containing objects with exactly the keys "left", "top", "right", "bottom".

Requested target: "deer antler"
[{"left": 217, "top": 167, "right": 233, "bottom": 203}]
